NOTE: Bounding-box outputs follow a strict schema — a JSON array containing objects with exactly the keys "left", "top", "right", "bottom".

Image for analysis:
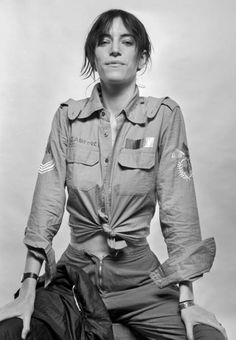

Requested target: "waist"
[
  {"left": 70, "top": 232, "right": 148, "bottom": 258},
  {"left": 70, "top": 233, "right": 110, "bottom": 257}
]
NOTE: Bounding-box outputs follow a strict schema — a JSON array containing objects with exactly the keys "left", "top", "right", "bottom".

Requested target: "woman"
[{"left": 0, "top": 9, "right": 227, "bottom": 340}]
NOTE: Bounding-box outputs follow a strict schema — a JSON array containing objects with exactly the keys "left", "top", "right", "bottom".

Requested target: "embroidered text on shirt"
[{"left": 69, "top": 136, "right": 97, "bottom": 147}]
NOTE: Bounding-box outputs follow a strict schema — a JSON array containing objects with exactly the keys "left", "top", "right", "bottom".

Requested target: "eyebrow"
[{"left": 99, "top": 33, "right": 135, "bottom": 39}]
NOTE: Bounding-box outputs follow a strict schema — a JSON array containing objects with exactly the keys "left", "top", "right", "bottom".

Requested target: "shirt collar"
[{"left": 77, "top": 83, "right": 146, "bottom": 125}]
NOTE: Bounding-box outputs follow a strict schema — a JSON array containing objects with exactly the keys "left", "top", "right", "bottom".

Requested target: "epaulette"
[
  {"left": 60, "top": 103, "right": 68, "bottom": 108},
  {"left": 147, "top": 96, "right": 169, "bottom": 119},
  {"left": 161, "top": 97, "right": 180, "bottom": 111},
  {"left": 60, "top": 98, "right": 87, "bottom": 120}
]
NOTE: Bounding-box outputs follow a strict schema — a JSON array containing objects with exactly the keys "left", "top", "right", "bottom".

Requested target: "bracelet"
[
  {"left": 179, "top": 300, "right": 195, "bottom": 310},
  {"left": 21, "top": 272, "right": 39, "bottom": 283}
]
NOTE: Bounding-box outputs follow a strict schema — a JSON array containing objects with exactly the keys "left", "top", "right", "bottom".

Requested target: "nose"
[
  {"left": 109, "top": 40, "right": 121, "bottom": 57},
  {"left": 110, "top": 51, "right": 121, "bottom": 57}
]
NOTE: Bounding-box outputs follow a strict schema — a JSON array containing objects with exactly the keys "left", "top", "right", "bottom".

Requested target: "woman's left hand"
[{"left": 180, "top": 304, "right": 227, "bottom": 340}]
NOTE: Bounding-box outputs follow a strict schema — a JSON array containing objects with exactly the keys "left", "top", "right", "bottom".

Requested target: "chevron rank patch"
[{"left": 38, "top": 160, "right": 55, "bottom": 174}]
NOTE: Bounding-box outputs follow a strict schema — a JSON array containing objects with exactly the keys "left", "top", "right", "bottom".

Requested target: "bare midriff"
[{"left": 70, "top": 233, "right": 110, "bottom": 258}]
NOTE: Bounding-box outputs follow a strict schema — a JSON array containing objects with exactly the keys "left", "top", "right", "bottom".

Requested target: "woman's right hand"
[{"left": 0, "top": 280, "right": 36, "bottom": 339}]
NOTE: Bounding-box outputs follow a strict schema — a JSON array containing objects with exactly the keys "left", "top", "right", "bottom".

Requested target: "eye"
[
  {"left": 97, "top": 37, "right": 111, "bottom": 46},
  {"left": 122, "top": 39, "right": 134, "bottom": 46}
]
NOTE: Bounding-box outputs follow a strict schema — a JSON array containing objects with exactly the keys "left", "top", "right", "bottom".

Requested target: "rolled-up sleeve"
[
  {"left": 24, "top": 104, "right": 69, "bottom": 286},
  {"left": 150, "top": 100, "right": 216, "bottom": 288}
]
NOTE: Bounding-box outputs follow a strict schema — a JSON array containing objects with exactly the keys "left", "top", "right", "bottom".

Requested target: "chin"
[
  {"left": 103, "top": 75, "right": 134, "bottom": 86},
  {"left": 107, "top": 77, "right": 126, "bottom": 84}
]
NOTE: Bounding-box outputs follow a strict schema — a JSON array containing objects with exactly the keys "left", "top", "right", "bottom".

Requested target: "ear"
[{"left": 137, "top": 50, "right": 147, "bottom": 71}]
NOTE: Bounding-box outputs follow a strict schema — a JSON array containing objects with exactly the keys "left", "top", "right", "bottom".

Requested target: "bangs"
[
  {"left": 96, "top": 16, "right": 133, "bottom": 39},
  {"left": 91, "top": 12, "right": 135, "bottom": 47}
]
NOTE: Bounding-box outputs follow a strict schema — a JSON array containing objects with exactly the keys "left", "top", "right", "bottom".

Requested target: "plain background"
[{"left": 0, "top": 0, "right": 235, "bottom": 338}]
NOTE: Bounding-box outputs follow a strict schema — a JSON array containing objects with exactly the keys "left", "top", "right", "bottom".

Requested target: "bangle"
[
  {"left": 21, "top": 272, "right": 39, "bottom": 283},
  {"left": 179, "top": 299, "right": 195, "bottom": 310}
]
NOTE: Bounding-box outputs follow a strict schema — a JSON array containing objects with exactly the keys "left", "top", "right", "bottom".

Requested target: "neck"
[{"left": 100, "top": 81, "right": 136, "bottom": 117}]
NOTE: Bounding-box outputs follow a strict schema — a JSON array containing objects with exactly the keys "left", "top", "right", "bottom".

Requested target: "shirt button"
[
  {"left": 104, "top": 131, "right": 109, "bottom": 137},
  {"left": 105, "top": 158, "right": 109, "bottom": 164}
]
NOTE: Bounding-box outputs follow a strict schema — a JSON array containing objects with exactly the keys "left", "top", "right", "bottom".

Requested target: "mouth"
[{"left": 105, "top": 61, "right": 125, "bottom": 66}]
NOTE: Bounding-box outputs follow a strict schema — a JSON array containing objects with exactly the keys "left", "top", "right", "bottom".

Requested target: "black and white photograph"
[{"left": 0, "top": 1, "right": 235, "bottom": 339}]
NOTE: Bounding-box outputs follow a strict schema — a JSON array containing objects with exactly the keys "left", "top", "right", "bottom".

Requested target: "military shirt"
[{"left": 24, "top": 83, "right": 216, "bottom": 287}]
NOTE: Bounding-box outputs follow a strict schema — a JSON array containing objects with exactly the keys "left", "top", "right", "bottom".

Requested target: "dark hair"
[{"left": 81, "top": 9, "right": 152, "bottom": 79}]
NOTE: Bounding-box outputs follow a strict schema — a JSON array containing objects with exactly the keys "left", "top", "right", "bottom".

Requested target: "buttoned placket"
[
  {"left": 98, "top": 110, "right": 128, "bottom": 238},
  {"left": 99, "top": 109, "right": 112, "bottom": 219}
]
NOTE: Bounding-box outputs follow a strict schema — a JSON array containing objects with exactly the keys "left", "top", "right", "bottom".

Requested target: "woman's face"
[{"left": 94, "top": 17, "right": 146, "bottom": 86}]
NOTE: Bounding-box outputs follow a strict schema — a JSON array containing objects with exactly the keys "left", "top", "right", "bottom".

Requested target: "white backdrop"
[{"left": 0, "top": 0, "right": 235, "bottom": 338}]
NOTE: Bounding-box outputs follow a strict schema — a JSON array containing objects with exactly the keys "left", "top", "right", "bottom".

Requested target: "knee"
[
  {"left": 193, "top": 324, "right": 225, "bottom": 340},
  {"left": 0, "top": 318, "right": 23, "bottom": 339}
]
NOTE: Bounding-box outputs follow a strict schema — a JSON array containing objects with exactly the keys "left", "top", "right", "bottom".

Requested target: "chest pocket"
[
  {"left": 117, "top": 149, "right": 156, "bottom": 196},
  {"left": 66, "top": 147, "right": 100, "bottom": 191}
]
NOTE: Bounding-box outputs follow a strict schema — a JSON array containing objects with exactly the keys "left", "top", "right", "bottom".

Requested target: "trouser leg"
[
  {"left": 0, "top": 317, "right": 55, "bottom": 340},
  {"left": 102, "top": 284, "right": 225, "bottom": 340},
  {"left": 102, "top": 280, "right": 186, "bottom": 340},
  {"left": 0, "top": 318, "right": 22, "bottom": 340},
  {"left": 193, "top": 324, "right": 225, "bottom": 340}
]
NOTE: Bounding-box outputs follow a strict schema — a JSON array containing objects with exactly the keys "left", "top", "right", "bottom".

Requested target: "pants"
[
  {"left": 0, "top": 318, "right": 55, "bottom": 340},
  {"left": 0, "top": 243, "right": 224, "bottom": 340},
  {"left": 57, "top": 243, "right": 224, "bottom": 340}
]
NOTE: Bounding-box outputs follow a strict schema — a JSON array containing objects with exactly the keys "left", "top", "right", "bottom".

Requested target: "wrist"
[
  {"left": 20, "top": 275, "right": 38, "bottom": 296},
  {"left": 179, "top": 299, "right": 195, "bottom": 311},
  {"left": 179, "top": 281, "right": 194, "bottom": 302},
  {"left": 19, "top": 282, "right": 36, "bottom": 301},
  {"left": 21, "top": 272, "right": 39, "bottom": 283}
]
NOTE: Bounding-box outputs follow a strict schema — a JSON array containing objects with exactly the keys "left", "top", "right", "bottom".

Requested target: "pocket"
[
  {"left": 118, "top": 149, "right": 156, "bottom": 195},
  {"left": 66, "top": 147, "right": 100, "bottom": 191}
]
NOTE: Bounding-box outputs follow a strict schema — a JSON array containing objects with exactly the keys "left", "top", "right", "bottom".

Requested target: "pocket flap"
[
  {"left": 118, "top": 150, "right": 155, "bottom": 169},
  {"left": 67, "top": 148, "right": 99, "bottom": 166}
]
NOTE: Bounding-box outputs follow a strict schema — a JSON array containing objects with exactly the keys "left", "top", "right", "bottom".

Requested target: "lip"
[{"left": 105, "top": 61, "right": 125, "bottom": 65}]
